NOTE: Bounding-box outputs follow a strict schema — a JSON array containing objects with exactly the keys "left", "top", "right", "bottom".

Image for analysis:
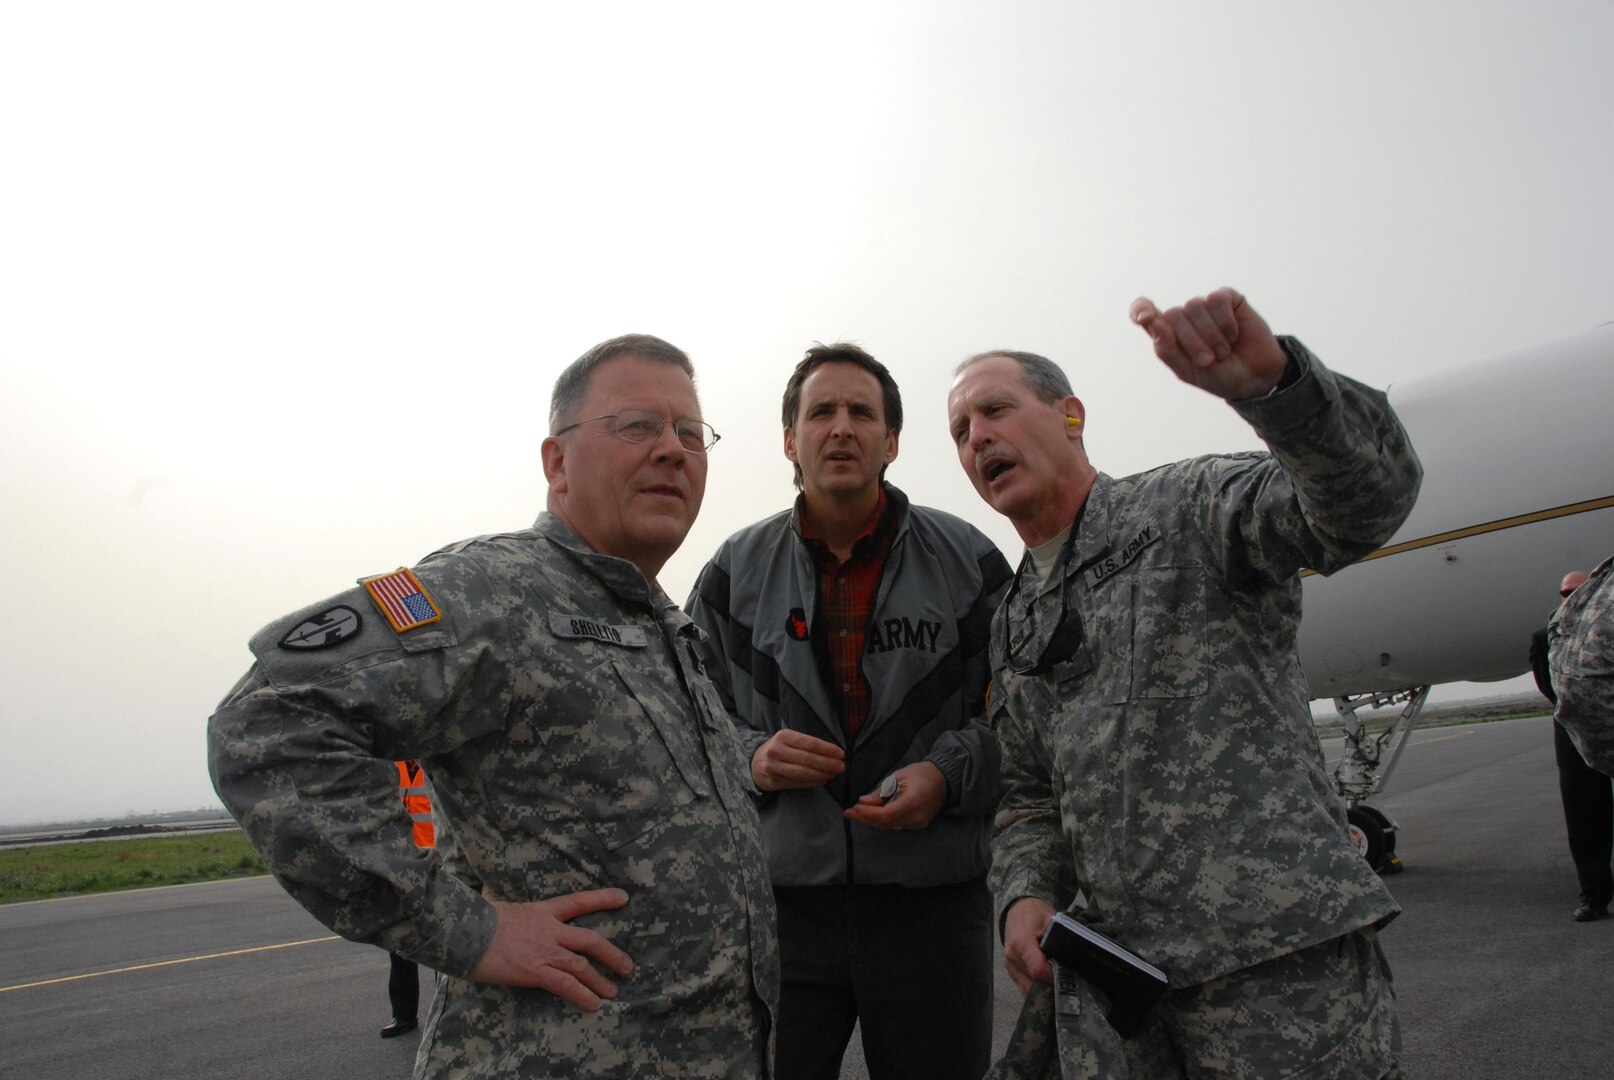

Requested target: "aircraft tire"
[{"left": 1347, "top": 805, "right": 1389, "bottom": 871}]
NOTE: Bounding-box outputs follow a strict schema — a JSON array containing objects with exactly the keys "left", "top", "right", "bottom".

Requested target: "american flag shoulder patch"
[{"left": 360, "top": 567, "right": 443, "bottom": 634}]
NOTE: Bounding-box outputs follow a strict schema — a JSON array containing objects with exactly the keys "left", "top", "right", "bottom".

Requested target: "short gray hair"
[
  {"left": 957, "top": 350, "right": 1072, "bottom": 405},
  {"left": 548, "top": 334, "right": 694, "bottom": 431}
]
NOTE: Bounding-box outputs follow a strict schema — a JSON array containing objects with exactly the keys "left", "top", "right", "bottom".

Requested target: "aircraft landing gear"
[
  {"left": 1332, "top": 685, "right": 1428, "bottom": 874},
  {"left": 1347, "top": 804, "right": 1400, "bottom": 875}
]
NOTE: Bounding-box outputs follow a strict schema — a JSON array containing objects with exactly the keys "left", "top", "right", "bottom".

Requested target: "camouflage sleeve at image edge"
[{"left": 1552, "top": 557, "right": 1614, "bottom": 775}]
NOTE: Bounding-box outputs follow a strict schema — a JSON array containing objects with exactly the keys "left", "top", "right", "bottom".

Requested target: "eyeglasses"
[{"left": 552, "top": 410, "right": 721, "bottom": 453}]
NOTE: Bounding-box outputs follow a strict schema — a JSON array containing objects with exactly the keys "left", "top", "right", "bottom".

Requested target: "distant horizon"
[
  {"left": 0, "top": 806, "right": 231, "bottom": 834},
  {"left": 4, "top": 687, "right": 1550, "bottom": 831}
]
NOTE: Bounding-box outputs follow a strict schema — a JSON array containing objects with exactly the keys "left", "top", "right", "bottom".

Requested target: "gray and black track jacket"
[{"left": 687, "top": 484, "right": 1013, "bottom": 888}]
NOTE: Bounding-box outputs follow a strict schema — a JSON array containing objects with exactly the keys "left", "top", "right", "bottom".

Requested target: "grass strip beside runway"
[{"left": 0, "top": 833, "right": 266, "bottom": 903}]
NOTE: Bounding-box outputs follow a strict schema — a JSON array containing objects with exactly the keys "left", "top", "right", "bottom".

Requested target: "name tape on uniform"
[
  {"left": 1086, "top": 525, "right": 1160, "bottom": 588},
  {"left": 549, "top": 613, "right": 649, "bottom": 648}
]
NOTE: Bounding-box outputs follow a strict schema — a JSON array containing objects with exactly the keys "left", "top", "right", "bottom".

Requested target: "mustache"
[{"left": 974, "top": 447, "right": 1012, "bottom": 474}]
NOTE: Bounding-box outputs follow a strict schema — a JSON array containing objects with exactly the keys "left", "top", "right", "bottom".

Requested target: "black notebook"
[{"left": 1039, "top": 912, "right": 1170, "bottom": 1038}]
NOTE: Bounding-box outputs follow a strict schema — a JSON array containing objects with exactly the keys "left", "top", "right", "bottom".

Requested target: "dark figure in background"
[
  {"left": 1531, "top": 569, "right": 1611, "bottom": 922},
  {"left": 386, "top": 955, "right": 421, "bottom": 1039},
  {"left": 383, "top": 760, "right": 436, "bottom": 1038}
]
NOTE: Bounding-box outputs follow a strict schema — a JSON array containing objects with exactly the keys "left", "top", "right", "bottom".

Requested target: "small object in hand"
[{"left": 878, "top": 774, "right": 899, "bottom": 803}]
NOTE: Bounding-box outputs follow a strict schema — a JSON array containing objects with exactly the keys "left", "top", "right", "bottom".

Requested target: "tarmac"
[{"left": 3, "top": 714, "right": 1611, "bottom": 1078}]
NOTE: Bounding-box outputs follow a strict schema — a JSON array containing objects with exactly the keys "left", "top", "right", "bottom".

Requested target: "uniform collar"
[
  {"left": 995, "top": 475, "right": 1121, "bottom": 677},
  {"left": 532, "top": 512, "right": 689, "bottom": 634},
  {"left": 1063, "top": 472, "right": 1119, "bottom": 584}
]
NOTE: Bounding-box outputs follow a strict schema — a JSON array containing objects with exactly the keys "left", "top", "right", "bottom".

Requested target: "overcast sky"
[{"left": 3, "top": 2, "right": 1610, "bottom": 825}]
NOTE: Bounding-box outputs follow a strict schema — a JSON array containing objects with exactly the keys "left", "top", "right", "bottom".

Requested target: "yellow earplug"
[{"left": 1066, "top": 416, "right": 1082, "bottom": 428}]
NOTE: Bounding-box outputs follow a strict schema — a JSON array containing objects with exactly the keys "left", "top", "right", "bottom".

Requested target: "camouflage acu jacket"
[
  {"left": 990, "top": 340, "right": 1422, "bottom": 990},
  {"left": 208, "top": 513, "right": 779, "bottom": 1079},
  {"left": 1551, "top": 554, "right": 1614, "bottom": 776}
]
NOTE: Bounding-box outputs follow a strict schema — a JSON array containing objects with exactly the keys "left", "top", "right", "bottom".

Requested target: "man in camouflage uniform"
[
  {"left": 946, "top": 289, "right": 1421, "bottom": 1078},
  {"left": 1552, "top": 556, "right": 1614, "bottom": 777},
  {"left": 208, "top": 335, "right": 779, "bottom": 1079},
  {"left": 1529, "top": 570, "right": 1613, "bottom": 922}
]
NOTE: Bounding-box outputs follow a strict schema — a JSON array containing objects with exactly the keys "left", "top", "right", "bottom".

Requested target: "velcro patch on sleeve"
[
  {"left": 360, "top": 567, "right": 443, "bottom": 634},
  {"left": 278, "top": 605, "right": 364, "bottom": 651}
]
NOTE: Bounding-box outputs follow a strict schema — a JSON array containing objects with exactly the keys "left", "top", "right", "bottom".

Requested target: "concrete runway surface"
[{"left": 4, "top": 714, "right": 1612, "bottom": 1078}]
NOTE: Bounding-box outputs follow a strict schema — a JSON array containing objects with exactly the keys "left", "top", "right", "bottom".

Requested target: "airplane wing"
[
  {"left": 1301, "top": 321, "right": 1614, "bottom": 699},
  {"left": 1294, "top": 321, "right": 1614, "bottom": 870}
]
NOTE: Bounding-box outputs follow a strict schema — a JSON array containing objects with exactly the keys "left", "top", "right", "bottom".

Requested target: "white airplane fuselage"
[{"left": 1299, "top": 322, "right": 1614, "bottom": 700}]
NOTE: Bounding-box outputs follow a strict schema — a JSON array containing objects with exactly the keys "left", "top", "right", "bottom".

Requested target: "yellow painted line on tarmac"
[
  {"left": 0, "top": 934, "right": 341, "bottom": 994},
  {"left": 1409, "top": 729, "right": 1476, "bottom": 748}
]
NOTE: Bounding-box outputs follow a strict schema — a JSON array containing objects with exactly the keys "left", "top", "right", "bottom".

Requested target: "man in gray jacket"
[
  {"left": 687, "top": 343, "right": 1012, "bottom": 1080},
  {"left": 949, "top": 290, "right": 1420, "bottom": 1078}
]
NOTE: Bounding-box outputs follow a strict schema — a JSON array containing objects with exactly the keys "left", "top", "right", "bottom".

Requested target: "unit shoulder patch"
[{"left": 277, "top": 605, "right": 363, "bottom": 651}]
